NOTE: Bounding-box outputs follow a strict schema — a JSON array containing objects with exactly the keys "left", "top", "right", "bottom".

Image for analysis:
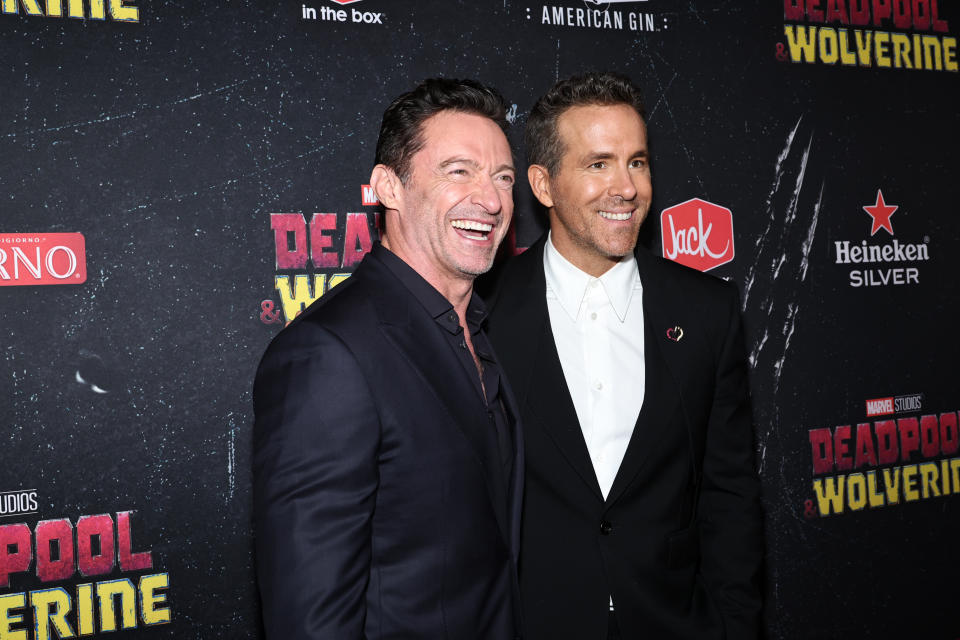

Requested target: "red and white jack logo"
[
  {"left": 660, "top": 198, "right": 735, "bottom": 272},
  {"left": 0, "top": 233, "right": 87, "bottom": 286},
  {"left": 863, "top": 189, "right": 897, "bottom": 236}
]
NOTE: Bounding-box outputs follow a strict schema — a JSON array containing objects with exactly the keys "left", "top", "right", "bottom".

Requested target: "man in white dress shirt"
[{"left": 483, "top": 72, "right": 763, "bottom": 640}]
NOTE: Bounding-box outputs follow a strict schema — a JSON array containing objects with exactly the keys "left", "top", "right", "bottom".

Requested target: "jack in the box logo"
[{"left": 660, "top": 198, "right": 735, "bottom": 272}]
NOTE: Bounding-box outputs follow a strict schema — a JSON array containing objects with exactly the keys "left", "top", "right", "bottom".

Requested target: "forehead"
[
  {"left": 556, "top": 104, "right": 647, "bottom": 157},
  {"left": 415, "top": 110, "right": 512, "bottom": 164}
]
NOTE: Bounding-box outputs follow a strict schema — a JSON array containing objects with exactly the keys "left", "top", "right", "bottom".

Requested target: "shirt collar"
[
  {"left": 543, "top": 232, "right": 642, "bottom": 322},
  {"left": 374, "top": 243, "right": 487, "bottom": 335}
]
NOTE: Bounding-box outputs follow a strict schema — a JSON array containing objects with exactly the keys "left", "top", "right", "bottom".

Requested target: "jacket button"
[{"left": 600, "top": 520, "right": 612, "bottom": 535}]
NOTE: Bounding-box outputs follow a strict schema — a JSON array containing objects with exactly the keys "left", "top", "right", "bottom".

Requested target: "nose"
[
  {"left": 471, "top": 175, "right": 503, "bottom": 215},
  {"left": 609, "top": 165, "right": 638, "bottom": 202}
]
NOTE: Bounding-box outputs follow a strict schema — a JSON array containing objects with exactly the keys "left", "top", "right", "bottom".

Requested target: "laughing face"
[
  {"left": 529, "top": 103, "right": 651, "bottom": 277},
  {"left": 378, "top": 110, "right": 515, "bottom": 292}
]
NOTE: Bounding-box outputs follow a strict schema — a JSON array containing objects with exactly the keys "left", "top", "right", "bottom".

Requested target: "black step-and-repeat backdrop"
[{"left": 2, "top": 1, "right": 958, "bottom": 638}]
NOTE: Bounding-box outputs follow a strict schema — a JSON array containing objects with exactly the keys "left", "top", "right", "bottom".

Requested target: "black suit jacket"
[
  {"left": 483, "top": 236, "right": 762, "bottom": 640},
  {"left": 253, "top": 244, "right": 523, "bottom": 640}
]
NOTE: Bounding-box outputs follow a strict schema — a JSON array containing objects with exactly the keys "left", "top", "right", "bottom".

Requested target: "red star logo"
[{"left": 863, "top": 190, "right": 897, "bottom": 236}]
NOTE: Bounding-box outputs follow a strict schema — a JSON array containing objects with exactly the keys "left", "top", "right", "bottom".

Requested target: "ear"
[
  {"left": 527, "top": 164, "right": 554, "bottom": 209},
  {"left": 370, "top": 164, "right": 403, "bottom": 211}
]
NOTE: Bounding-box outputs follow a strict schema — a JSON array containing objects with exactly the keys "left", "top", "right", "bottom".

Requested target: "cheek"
[
  {"left": 500, "top": 191, "right": 515, "bottom": 216},
  {"left": 579, "top": 181, "right": 607, "bottom": 206},
  {"left": 638, "top": 176, "right": 653, "bottom": 198}
]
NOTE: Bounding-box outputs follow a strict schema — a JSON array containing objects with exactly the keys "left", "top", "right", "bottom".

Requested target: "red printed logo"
[
  {"left": 0, "top": 233, "right": 87, "bottom": 286},
  {"left": 862, "top": 189, "right": 897, "bottom": 236},
  {"left": 361, "top": 184, "right": 379, "bottom": 206},
  {"left": 865, "top": 397, "right": 894, "bottom": 417},
  {"left": 660, "top": 198, "right": 735, "bottom": 272}
]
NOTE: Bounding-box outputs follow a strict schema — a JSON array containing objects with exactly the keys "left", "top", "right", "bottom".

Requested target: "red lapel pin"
[{"left": 666, "top": 326, "right": 684, "bottom": 342}]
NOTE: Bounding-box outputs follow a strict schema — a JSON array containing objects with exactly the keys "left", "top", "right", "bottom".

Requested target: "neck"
[
  {"left": 382, "top": 234, "right": 475, "bottom": 321},
  {"left": 548, "top": 235, "right": 620, "bottom": 278}
]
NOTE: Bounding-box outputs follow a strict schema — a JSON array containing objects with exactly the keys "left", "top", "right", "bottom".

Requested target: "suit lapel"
[
  {"left": 527, "top": 319, "right": 605, "bottom": 500},
  {"left": 490, "top": 239, "right": 604, "bottom": 501},
  {"left": 605, "top": 248, "right": 688, "bottom": 507},
  {"left": 495, "top": 367, "right": 525, "bottom": 561},
  {"left": 367, "top": 256, "right": 512, "bottom": 542}
]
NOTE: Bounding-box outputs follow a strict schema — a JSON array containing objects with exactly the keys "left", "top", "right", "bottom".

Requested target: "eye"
[
  {"left": 589, "top": 161, "right": 606, "bottom": 170},
  {"left": 630, "top": 158, "right": 647, "bottom": 169},
  {"left": 496, "top": 174, "right": 515, "bottom": 186},
  {"left": 449, "top": 168, "right": 469, "bottom": 176}
]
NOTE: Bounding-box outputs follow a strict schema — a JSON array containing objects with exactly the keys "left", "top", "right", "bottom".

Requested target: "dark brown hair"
[
  {"left": 375, "top": 78, "right": 509, "bottom": 184},
  {"left": 525, "top": 71, "right": 646, "bottom": 175}
]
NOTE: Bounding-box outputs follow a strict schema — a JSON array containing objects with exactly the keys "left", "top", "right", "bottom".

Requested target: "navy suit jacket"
[
  {"left": 253, "top": 244, "right": 523, "bottom": 639},
  {"left": 483, "top": 236, "right": 763, "bottom": 640}
]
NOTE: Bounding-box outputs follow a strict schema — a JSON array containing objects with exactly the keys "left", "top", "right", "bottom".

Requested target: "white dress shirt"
[{"left": 544, "top": 233, "right": 646, "bottom": 500}]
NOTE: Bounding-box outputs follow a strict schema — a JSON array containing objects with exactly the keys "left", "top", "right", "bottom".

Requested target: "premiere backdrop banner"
[{"left": 2, "top": 1, "right": 958, "bottom": 638}]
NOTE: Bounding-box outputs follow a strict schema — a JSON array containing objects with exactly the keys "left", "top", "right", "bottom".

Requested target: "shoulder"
[
  {"left": 257, "top": 259, "right": 391, "bottom": 372},
  {"left": 477, "top": 235, "right": 546, "bottom": 311},
  {"left": 639, "top": 247, "right": 740, "bottom": 310}
]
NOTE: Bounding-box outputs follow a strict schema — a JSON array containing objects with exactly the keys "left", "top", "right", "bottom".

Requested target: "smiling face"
[
  {"left": 379, "top": 110, "right": 515, "bottom": 292},
  {"left": 530, "top": 103, "right": 652, "bottom": 277}
]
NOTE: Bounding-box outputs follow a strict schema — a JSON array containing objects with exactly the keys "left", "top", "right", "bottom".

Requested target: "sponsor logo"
[
  {"left": 1, "top": 0, "right": 139, "bottom": 22},
  {"left": 529, "top": 0, "right": 667, "bottom": 32},
  {"left": 660, "top": 198, "right": 735, "bottom": 272},
  {"left": 0, "top": 233, "right": 87, "bottom": 287},
  {"left": 778, "top": 0, "right": 957, "bottom": 72},
  {"left": 862, "top": 188, "right": 897, "bottom": 235},
  {"left": 804, "top": 406, "right": 959, "bottom": 518},
  {"left": 866, "top": 393, "right": 924, "bottom": 417},
  {"left": 0, "top": 490, "right": 38, "bottom": 519},
  {"left": 835, "top": 190, "right": 929, "bottom": 288},
  {"left": 301, "top": 0, "right": 384, "bottom": 24}
]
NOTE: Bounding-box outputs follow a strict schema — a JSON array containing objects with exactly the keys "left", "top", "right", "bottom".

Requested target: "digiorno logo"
[
  {"left": 1, "top": 0, "right": 138, "bottom": 22},
  {"left": 660, "top": 198, "right": 735, "bottom": 272},
  {"left": 531, "top": 0, "right": 668, "bottom": 33},
  {"left": 834, "top": 189, "right": 930, "bottom": 288},
  {"left": 301, "top": 0, "right": 384, "bottom": 24},
  {"left": 258, "top": 187, "right": 380, "bottom": 327},
  {"left": 0, "top": 233, "right": 87, "bottom": 287},
  {"left": 779, "top": 0, "right": 957, "bottom": 72}
]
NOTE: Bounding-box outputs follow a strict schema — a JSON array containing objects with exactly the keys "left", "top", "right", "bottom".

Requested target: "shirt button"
[
  {"left": 590, "top": 312, "right": 598, "bottom": 320},
  {"left": 459, "top": 340, "right": 467, "bottom": 349},
  {"left": 447, "top": 313, "right": 456, "bottom": 323},
  {"left": 594, "top": 381, "right": 603, "bottom": 391},
  {"left": 600, "top": 520, "right": 613, "bottom": 535}
]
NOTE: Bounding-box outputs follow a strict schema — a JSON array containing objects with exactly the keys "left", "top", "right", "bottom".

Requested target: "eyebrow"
[
  {"left": 582, "top": 150, "right": 648, "bottom": 163},
  {"left": 439, "top": 157, "right": 516, "bottom": 174}
]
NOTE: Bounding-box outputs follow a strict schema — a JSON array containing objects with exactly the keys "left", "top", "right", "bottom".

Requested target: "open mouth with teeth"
[
  {"left": 451, "top": 219, "right": 494, "bottom": 241},
  {"left": 598, "top": 210, "right": 634, "bottom": 221}
]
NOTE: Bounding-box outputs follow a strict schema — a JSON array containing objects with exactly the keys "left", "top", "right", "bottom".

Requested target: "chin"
[
  {"left": 603, "top": 244, "right": 637, "bottom": 259},
  {"left": 456, "top": 257, "right": 495, "bottom": 277}
]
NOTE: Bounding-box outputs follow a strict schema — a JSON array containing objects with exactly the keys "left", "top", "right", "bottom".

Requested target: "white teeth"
[
  {"left": 451, "top": 220, "right": 493, "bottom": 232},
  {"left": 599, "top": 211, "right": 633, "bottom": 221}
]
